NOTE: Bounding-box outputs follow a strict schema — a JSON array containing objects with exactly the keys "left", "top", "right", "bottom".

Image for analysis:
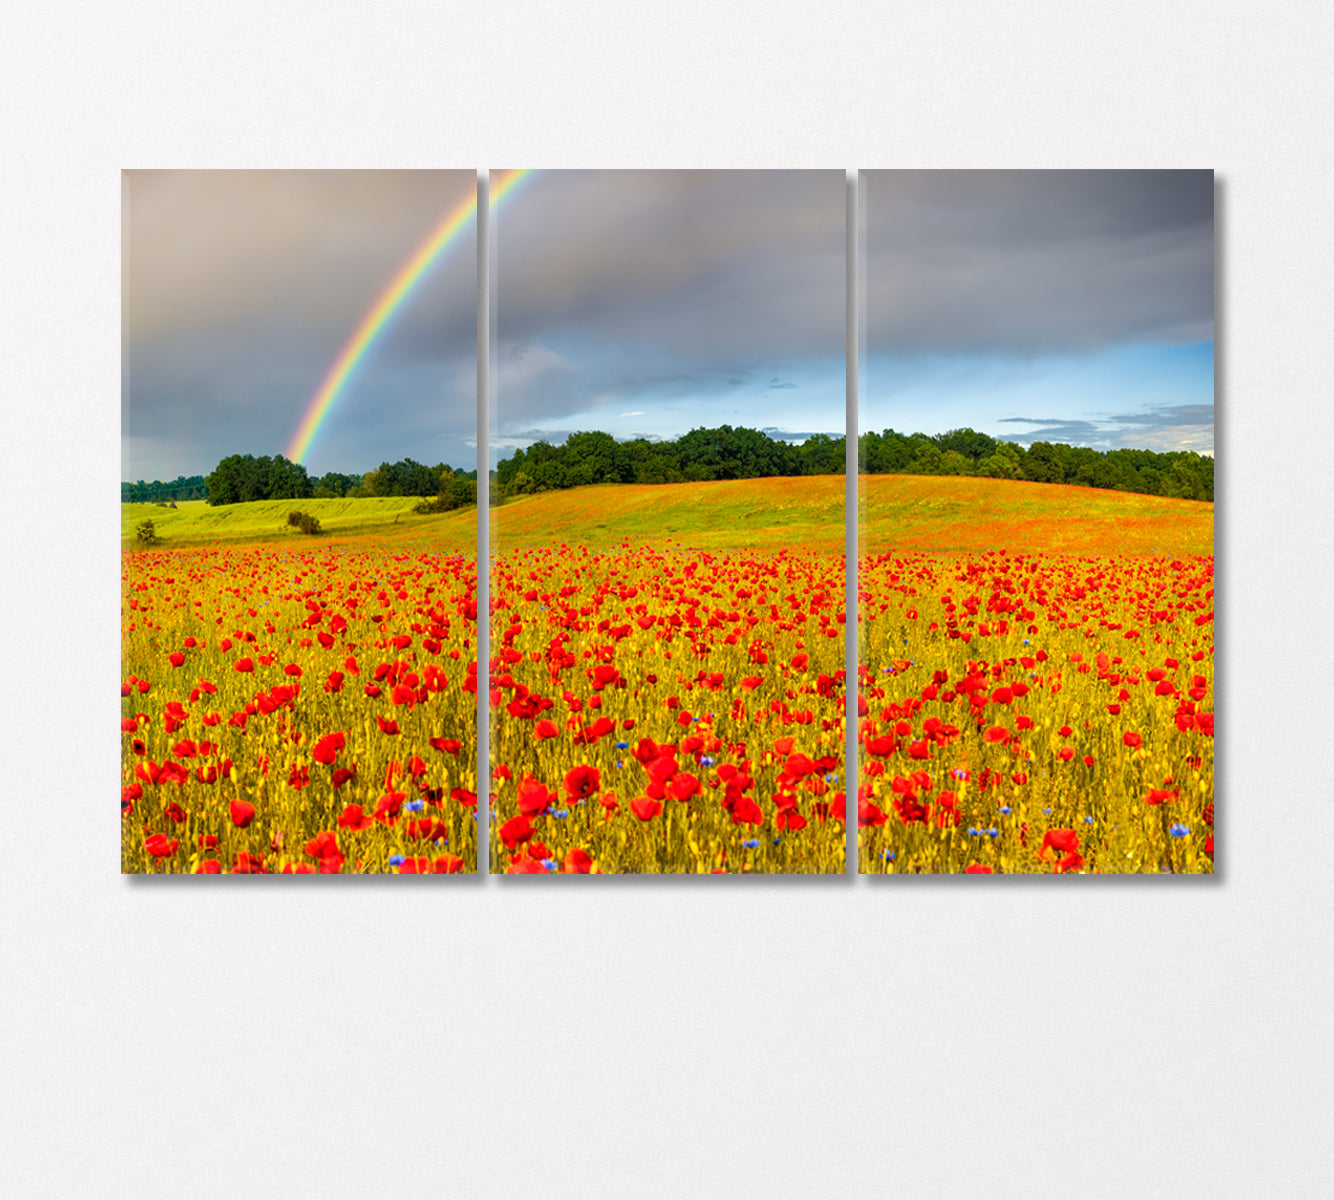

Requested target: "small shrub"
[
  {"left": 135, "top": 519, "right": 160, "bottom": 545},
  {"left": 413, "top": 492, "right": 455, "bottom": 514},
  {"left": 286, "top": 510, "right": 321, "bottom": 535}
]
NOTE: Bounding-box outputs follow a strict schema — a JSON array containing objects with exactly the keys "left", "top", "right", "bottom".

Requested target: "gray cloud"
[
  {"left": 493, "top": 170, "right": 844, "bottom": 430},
  {"left": 123, "top": 170, "right": 476, "bottom": 478},
  {"left": 865, "top": 170, "right": 1214, "bottom": 355},
  {"left": 998, "top": 402, "right": 1214, "bottom": 453}
]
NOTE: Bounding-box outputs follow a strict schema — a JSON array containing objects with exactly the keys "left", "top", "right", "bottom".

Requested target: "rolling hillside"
[
  {"left": 492, "top": 474, "right": 1213, "bottom": 556},
  {"left": 121, "top": 475, "right": 1213, "bottom": 558}
]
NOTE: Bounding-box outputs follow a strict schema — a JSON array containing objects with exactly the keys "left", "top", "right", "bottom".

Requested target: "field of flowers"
[
  {"left": 121, "top": 543, "right": 479, "bottom": 874},
  {"left": 488, "top": 544, "right": 847, "bottom": 873},
  {"left": 857, "top": 550, "right": 1214, "bottom": 874}
]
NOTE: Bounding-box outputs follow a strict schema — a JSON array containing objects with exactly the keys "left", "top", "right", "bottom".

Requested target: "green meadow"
[
  {"left": 123, "top": 474, "right": 1211, "bottom": 559},
  {"left": 122, "top": 497, "right": 476, "bottom": 553}
]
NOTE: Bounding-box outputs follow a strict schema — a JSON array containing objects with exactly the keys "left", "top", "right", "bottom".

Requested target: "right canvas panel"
[{"left": 858, "top": 170, "right": 1215, "bottom": 875}]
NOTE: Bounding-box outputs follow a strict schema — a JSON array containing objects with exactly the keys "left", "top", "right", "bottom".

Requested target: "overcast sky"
[
  {"left": 864, "top": 169, "right": 1215, "bottom": 454},
  {"left": 122, "top": 170, "right": 1213, "bottom": 484},
  {"left": 122, "top": 170, "right": 476, "bottom": 482},
  {"left": 492, "top": 169, "right": 846, "bottom": 466}
]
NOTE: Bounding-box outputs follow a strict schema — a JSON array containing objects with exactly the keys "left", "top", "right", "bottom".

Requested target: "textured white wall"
[{"left": 3, "top": 3, "right": 1328, "bottom": 1196}]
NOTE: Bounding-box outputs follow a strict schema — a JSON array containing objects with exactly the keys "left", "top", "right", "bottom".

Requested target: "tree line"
[
  {"left": 121, "top": 475, "right": 209, "bottom": 504},
  {"left": 122, "top": 455, "right": 478, "bottom": 508},
  {"left": 493, "top": 425, "right": 1213, "bottom": 501}
]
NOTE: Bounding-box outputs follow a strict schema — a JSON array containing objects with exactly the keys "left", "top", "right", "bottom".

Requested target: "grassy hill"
[
  {"left": 121, "top": 475, "right": 1213, "bottom": 559},
  {"left": 859, "top": 474, "right": 1213, "bottom": 557},
  {"left": 492, "top": 474, "right": 1213, "bottom": 556},
  {"left": 121, "top": 497, "right": 476, "bottom": 554}
]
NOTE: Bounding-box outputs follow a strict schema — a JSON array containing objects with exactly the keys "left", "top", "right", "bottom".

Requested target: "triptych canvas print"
[{"left": 122, "top": 168, "right": 1214, "bottom": 876}]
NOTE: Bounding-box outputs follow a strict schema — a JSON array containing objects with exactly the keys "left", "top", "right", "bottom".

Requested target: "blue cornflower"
[
  {"left": 1084, "top": 816, "right": 1094, "bottom": 824},
  {"left": 701, "top": 756, "right": 715, "bottom": 767},
  {"left": 987, "top": 828, "right": 999, "bottom": 838},
  {"left": 553, "top": 810, "right": 569, "bottom": 819},
  {"left": 1169, "top": 824, "right": 1190, "bottom": 838},
  {"left": 389, "top": 855, "right": 405, "bottom": 867},
  {"left": 967, "top": 826, "right": 979, "bottom": 836},
  {"left": 615, "top": 741, "right": 629, "bottom": 749},
  {"left": 999, "top": 806, "right": 1011, "bottom": 815},
  {"left": 1044, "top": 807, "right": 1052, "bottom": 815},
  {"left": 882, "top": 849, "right": 896, "bottom": 861},
  {"left": 404, "top": 799, "right": 425, "bottom": 812},
  {"left": 741, "top": 838, "right": 760, "bottom": 848},
  {"left": 542, "top": 859, "right": 559, "bottom": 872},
  {"left": 825, "top": 773, "right": 837, "bottom": 784}
]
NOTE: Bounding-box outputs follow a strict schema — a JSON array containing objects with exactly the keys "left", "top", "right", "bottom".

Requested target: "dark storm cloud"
[
  {"left": 123, "top": 170, "right": 476, "bottom": 479},
  {"left": 864, "top": 170, "right": 1214, "bottom": 355},
  {"left": 493, "top": 170, "right": 845, "bottom": 428}
]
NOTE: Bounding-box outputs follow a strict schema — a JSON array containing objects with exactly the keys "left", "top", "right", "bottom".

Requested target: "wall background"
[{"left": 3, "top": 3, "right": 1327, "bottom": 1196}]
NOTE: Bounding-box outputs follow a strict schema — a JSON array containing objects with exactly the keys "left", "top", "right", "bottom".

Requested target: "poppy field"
[
  {"left": 121, "top": 542, "right": 479, "bottom": 874},
  {"left": 488, "top": 543, "right": 847, "bottom": 873},
  {"left": 857, "top": 549, "right": 1214, "bottom": 874}
]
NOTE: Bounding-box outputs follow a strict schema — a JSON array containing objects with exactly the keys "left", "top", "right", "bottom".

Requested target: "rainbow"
[{"left": 286, "top": 169, "right": 533, "bottom": 465}]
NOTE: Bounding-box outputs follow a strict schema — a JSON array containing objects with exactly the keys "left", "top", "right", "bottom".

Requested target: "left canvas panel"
[{"left": 121, "top": 170, "right": 480, "bottom": 874}]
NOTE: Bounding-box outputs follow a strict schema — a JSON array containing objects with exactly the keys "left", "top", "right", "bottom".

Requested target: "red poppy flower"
[
  {"left": 667, "top": 772, "right": 701, "bottom": 800},
  {"left": 234, "top": 657, "right": 254, "bottom": 673},
  {"left": 430, "top": 737, "right": 462, "bottom": 755},
  {"left": 534, "top": 720, "right": 559, "bottom": 740},
  {"left": 500, "top": 814, "right": 533, "bottom": 848},
  {"left": 858, "top": 798, "right": 887, "bottom": 827},
  {"left": 965, "top": 863, "right": 993, "bottom": 874},
  {"left": 517, "top": 777, "right": 553, "bottom": 816},
  {"left": 168, "top": 652, "right": 185, "bottom": 668},
  {"left": 564, "top": 764, "right": 601, "bottom": 800},
  {"left": 1123, "top": 731, "right": 1142, "bottom": 749},
  {"left": 984, "top": 726, "right": 1010, "bottom": 744},
  {"left": 337, "top": 804, "right": 373, "bottom": 831},
  {"left": 631, "top": 796, "right": 663, "bottom": 821},
  {"left": 229, "top": 800, "right": 256, "bottom": 829},
  {"left": 312, "top": 733, "right": 345, "bottom": 765},
  {"left": 373, "top": 792, "right": 405, "bottom": 824},
  {"left": 563, "top": 847, "right": 593, "bottom": 874},
  {"left": 144, "top": 832, "right": 178, "bottom": 858},
  {"left": 1039, "top": 828, "right": 1079, "bottom": 859},
  {"left": 305, "top": 831, "right": 340, "bottom": 859}
]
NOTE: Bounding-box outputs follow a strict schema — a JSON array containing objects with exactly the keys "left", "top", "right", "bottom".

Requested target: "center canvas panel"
[
  {"left": 488, "top": 170, "right": 847, "bottom": 875},
  {"left": 122, "top": 170, "right": 480, "bottom": 875}
]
